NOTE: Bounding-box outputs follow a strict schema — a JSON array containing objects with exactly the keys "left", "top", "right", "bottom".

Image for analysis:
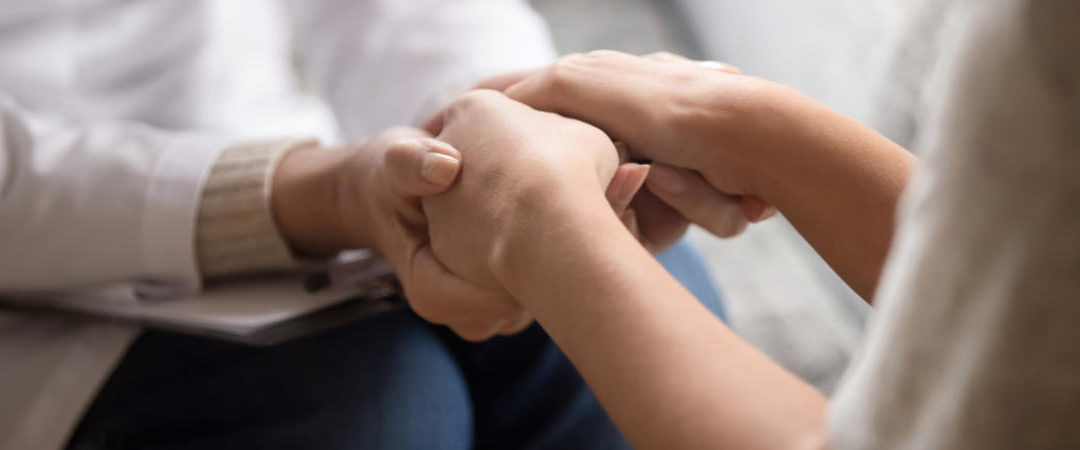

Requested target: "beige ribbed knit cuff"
[{"left": 195, "top": 139, "right": 318, "bottom": 278}]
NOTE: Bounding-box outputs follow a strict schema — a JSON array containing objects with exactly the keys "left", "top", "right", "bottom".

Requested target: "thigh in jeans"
[{"left": 68, "top": 309, "right": 473, "bottom": 450}]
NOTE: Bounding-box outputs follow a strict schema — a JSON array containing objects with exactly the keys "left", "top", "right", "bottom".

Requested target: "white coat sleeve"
[
  {"left": 0, "top": 95, "right": 228, "bottom": 299},
  {"left": 285, "top": 0, "right": 558, "bottom": 140}
]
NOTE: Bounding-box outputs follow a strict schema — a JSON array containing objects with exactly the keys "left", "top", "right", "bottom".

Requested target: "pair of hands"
[
  {"left": 275, "top": 51, "right": 787, "bottom": 341},
  {"left": 273, "top": 121, "right": 646, "bottom": 341}
]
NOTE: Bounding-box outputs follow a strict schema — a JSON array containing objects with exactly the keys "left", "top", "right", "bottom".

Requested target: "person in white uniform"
[{"left": 0, "top": 1, "right": 740, "bottom": 449}]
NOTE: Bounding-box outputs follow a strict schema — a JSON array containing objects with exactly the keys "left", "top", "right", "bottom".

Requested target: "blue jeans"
[{"left": 68, "top": 239, "right": 724, "bottom": 450}]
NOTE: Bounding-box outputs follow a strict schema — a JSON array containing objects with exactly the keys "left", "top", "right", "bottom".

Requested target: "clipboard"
[{"left": 0, "top": 255, "right": 407, "bottom": 346}]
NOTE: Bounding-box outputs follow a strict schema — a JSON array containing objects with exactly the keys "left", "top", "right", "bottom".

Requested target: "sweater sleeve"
[
  {"left": 828, "top": 0, "right": 1080, "bottom": 448},
  {"left": 195, "top": 139, "right": 317, "bottom": 278}
]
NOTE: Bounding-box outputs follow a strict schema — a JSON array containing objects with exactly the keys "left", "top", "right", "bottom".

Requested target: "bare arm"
[
  {"left": 496, "top": 192, "right": 828, "bottom": 450},
  {"left": 744, "top": 89, "right": 915, "bottom": 299},
  {"left": 423, "top": 90, "right": 828, "bottom": 449},
  {"left": 505, "top": 51, "right": 915, "bottom": 300}
]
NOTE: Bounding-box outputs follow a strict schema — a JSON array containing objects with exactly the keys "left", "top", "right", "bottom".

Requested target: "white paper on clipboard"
[{"left": 1, "top": 254, "right": 404, "bottom": 345}]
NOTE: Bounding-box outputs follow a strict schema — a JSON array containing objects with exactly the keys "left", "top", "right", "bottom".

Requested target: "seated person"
[
  {"left": 416, "top": 0, "right": 1080, "bottom": 448},
  {"left": 0, "top": 2, "right": 742, "bottom": 449}
]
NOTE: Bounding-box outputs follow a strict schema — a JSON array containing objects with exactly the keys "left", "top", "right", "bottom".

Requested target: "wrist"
[
  {"left": 490, "top": 185, "right": 625, "bottom": 297},
  {"left": 698, "top": 79, "right": 834, "bottom": 204},
  {"left": 270, "top": 145, "right": 352, "bottom": 258}
]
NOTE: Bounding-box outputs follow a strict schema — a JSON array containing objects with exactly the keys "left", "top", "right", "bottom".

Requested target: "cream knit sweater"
[{"left": 195, "top": 140, "right": 314, "bottom": 278}]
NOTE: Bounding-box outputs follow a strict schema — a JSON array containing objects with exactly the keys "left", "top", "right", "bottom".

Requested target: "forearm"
[
  {"left": 506, "top": 52, "right": 914, "bottom": 300},
  {"left": 746, "top": 89, "right": 915, "bottom": 300},
  {"left": 495, "top": 194, "right": 827, "bottom": 450},
  {"left": 0, "top": 97, "right": 228, "bottom": 293}
]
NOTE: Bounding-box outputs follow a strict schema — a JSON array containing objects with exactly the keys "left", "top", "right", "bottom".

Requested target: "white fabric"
[
  {"left": 830, "top": 0, "right": 1080, "bottom": 448},
  {"left": 0, "top": 1, "right": 555, "bottom": 448},
  {"left": 675, "top": 0, "right": 913, "bottom": 123}
]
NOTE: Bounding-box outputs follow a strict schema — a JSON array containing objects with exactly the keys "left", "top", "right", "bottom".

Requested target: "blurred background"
[{"left": 531, "top": 0, "right": 929, "bottom": 393}]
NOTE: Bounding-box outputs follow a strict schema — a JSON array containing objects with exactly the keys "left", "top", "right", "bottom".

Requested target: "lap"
[
  {"left": 68, "top": 310, "right": 473, "bottom": 450},
  {"left": 69, "top": 239, "right": 723, "bottom": 450}
]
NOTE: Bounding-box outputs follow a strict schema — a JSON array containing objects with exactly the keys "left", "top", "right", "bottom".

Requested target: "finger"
[
  {"left": 758, "top": 204, "right": 779, "bottom": 221},
  {"left": 614, "top": 141, "right": 630, "bottom": 164},
  {"left": 404, "top": 244, "right": 525, "bottom": 325},
  {"left": 498, "top": 311, "right": 534, "bottom": 336},
  {"left": 438, "top": 89, "right": 535, "bottom": 138},
  {"left": 741, "top": 196, "right": 778, "bottom": 222},
  {"left": 474, "top": 67, "right": 545, "bottom": 91},
  {"left": 697, "top": 61, "right": 742, "bottom": 74},
  {"left": 621, "top": 208, "right": 642, "bottom": 241},
  {"left": 645, "top": 163, "right": 749, "bottom": 238},
  {"left": 643, "top": 52, "right": 742, "bottom": 74},
  {"left": 630, "top": 188, "right": 691, "bottom": 252},
  {"left": 643, "top": 51, "right": 690, "bottom": 63},
  {"left": 605, "top": 163, "right": 651, "bottom": 216},
  {"left": 384, "top": 137, "right": 462, "bottom": 198},
  {"left": 448, "top": 318, "right": 507, "bottom": 343},
  {"left": 504, "top": 50, "right": 641, "bottom": 122}
]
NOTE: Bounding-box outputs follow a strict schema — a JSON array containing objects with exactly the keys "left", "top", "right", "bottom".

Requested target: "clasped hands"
[{"left": 273, "top": 51, "right": 782, "bottom": 341}]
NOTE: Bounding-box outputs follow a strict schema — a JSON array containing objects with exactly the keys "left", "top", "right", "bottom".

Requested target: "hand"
[
  {"left": 420, "top": 68, "right": 543, "bottom": 136},
  {"left": 504, "top": 51, "right": 789, "bottom": 237},
  {"left": 424, "top": 70, "right": 697, "bottom": 252},
  {"left": 605, "top": 145, "right": 691, "bottom": 252},
  {"left": 508, "top": 51, "right": 916, "bottom": 299},
  {"left": 271, "top": 127, "right": 532, "bottom": 341},
  {"left": 422, "top": 90, "right": 620, "bottom": 289}
]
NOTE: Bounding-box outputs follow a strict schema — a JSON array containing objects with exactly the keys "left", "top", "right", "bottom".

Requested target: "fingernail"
[
  {"left": 617, "top": 164, "right": 650, "bottom": 205},
  {"left": 647, "top": 165, "right": 687, "bottom": 195},
  {"left": 421, "top": 152, "right": 461, "bottom": 186}
]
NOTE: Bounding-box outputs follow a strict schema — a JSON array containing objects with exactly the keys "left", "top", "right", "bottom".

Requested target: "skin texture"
[
  {"left": 270, "top": 127, "right": 532, "bottom": 341},
  {"left": 422, "top": 66, "right": 776, "bottom": 253},
  {"left": 419, "top": 51, "right": 917, "bottom": 448},
  {"left": 272, "top": 49, "right": 915, "bottom": 448},
  {"left": 421, "top": 89, "right": 828, "bottom": 450},
  {"left": 269, "top": 125, "right": 652, "bottom": 341},
  {"left": 423, "top": 89, "right": 620, "bottom": 288},
  {"left": 506, "top": 50, "right": 915, "bottom": 300}
]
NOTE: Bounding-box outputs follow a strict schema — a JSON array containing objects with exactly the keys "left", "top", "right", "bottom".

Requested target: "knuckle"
[
  {"left": 451, "top": 322, "right": 499, "bottom": 343},
  {"left": 378, "top": 126, "right": 427, "bottom": 142},
  {"left": 456, "top": 89, "right": 504, "bottom": 108},
  {"left": 445, "top": 90, "right": 505, "bottom": 123},
  {"left": 471, "top": 292, "right": 522, "bottom": 319},
  {"left": 404, "top": 289, "right": 452, "bottom": 325},
  {"left": 546, "top": 54, "right": 588, "bottom": 92},
  {"left": 541, "top": 51, "right": 626, "bottom": 101},
  {"left": 573, "top": 120, "right": 609, "bottom": 142},
  {"left": 583, "top": 49, "right": 624, "bottom": 60},
  {"left": 384, "top": 137, "right": 424, "bottom": 163}
]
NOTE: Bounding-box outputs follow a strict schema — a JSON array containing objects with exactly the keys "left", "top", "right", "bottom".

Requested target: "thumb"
[
  {"left": 384, "top": 137, "right": 463, "bottom": 199},
  {"left": 606, "top": 162, "right": 651, "bottom": 216}
]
